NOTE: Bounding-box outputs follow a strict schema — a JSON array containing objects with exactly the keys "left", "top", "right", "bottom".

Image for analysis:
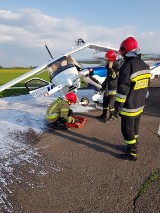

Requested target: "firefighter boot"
[
  {"left": 119, "top": 143, "right": 137, "bottom": 162},
  {"left": 104, "top": 110, "right": 115, "bottom": 123},
  {"left": 97, "top": 109, "right": 108, "bottom": 120},
  {"left": 54, "top": 118, "right": 68, "bottom": 130}
]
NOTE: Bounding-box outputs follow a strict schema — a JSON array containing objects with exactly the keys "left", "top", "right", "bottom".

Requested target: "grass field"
[
  {"left": 0, "top": 68, "right": 86, "bottom": 97},
  {"left": 0, "top": 68, "right": 50, "bottom": 97}
]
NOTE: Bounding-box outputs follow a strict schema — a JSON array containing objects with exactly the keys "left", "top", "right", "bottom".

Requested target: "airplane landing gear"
[{"left": 80, "top": 97, "right": 89, "bottom": 106}]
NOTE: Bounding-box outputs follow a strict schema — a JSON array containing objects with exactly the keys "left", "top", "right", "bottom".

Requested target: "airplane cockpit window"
[
  {"left": 48, "top": 56, "right": 75, "bottom": 80},
  {"left": 25, "top": 78, "right": 49, "bottom": 91},
  {"left": 50, "top": 63, "right": 59, "bottom": 72},
  {"left": 61, "top": 60, "right": 68, "bottom": 67}
]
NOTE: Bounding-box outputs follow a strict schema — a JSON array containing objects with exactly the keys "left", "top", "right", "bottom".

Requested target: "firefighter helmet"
[
  {"left": 65, "top": 92, "right": 77, "bottom": 104},
  {"left": 105, "top": 50, "right": 117, "bottom": 62},
  {"left": 119, "top": 37, "right": 139, "bottom": 57}
]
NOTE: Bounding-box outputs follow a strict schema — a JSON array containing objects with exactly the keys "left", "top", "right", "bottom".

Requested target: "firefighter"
[
  {"left": 115, "top": 37, "right": 151, "bottom": 161},
  {"left": 46, "top": 92, "right": 77, "bottom": 130},
  {"left": 97, "top": 50, "right": 122, "bottom": 123}
]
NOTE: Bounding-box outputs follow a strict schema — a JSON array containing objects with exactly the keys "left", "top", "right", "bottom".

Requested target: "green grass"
[
  {"left": 133, "top": 169, "right": 160, "bottom": 211},
  {"left": 0, "top": 68, "right": 50, "bottom": 97},
  {"left": 0, "top": 68, "right": 86, "bottom": 97},
  {"left": 0, "top": 68, "right": 50, "bottom": 84},
  {"left": 136, "top": 169, "right": 160, "bottom": 198}
]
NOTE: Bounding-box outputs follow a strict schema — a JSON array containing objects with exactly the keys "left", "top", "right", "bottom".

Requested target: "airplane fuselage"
[
  {"left": 150, "top": 62, "right": 160, "bottom": 79},
  {"left": 51, "top": 67, "right": 80, "bottom": 94}
]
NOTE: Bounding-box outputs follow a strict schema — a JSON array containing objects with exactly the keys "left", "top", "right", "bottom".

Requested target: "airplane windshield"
[{"left": 48, "top": 56, "right": 75, "bottom": 80}]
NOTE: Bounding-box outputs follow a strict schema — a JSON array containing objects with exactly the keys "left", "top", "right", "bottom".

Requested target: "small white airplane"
[
  {"left": 149, "top": 62, "right": 160, "bottom": 79},
  {"left": 0, "top": 39, "right": 118, "bottom": 106}
]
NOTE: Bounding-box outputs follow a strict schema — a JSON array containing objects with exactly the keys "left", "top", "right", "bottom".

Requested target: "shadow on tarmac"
[{"left": 47, "top": 127, "right": 125, "bottom": 159}]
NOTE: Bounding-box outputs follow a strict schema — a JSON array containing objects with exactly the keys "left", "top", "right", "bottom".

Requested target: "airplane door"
[{"left": 25, "top": 78, "right": 53, "bottom": 98}]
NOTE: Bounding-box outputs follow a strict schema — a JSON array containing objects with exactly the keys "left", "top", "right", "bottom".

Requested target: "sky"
[
  {"left": 0, "top": 89, "right": 94, "bottom": 212},
  {"left": 0, "top": 0, "right": 160, "bottom": 67}
]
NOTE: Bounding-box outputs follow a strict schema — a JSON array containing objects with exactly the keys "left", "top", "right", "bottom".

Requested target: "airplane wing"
[
  {"left": 0, "top": 57, "right": 63, "bottom": 93},
  {"left": 0, "top": 62, "right": 48, "bottom": 93},
  {"left": 89, "top": 43, "right": 119, "bottom": 53},
  {"left": 77, "top": 57, "right": 107, "bottom": 65},
  {"left": 64, "top": 42, "right": 119, "bottom": 56}
]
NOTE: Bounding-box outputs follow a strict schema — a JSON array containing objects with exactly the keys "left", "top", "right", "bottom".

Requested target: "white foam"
[{"left": 0, "top": 89, "right": 95, "bottom": 212}]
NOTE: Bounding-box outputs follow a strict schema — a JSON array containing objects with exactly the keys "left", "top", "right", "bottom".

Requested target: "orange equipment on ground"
[{"left": 65, "top": 115, "right": 87, "bottom": 128}]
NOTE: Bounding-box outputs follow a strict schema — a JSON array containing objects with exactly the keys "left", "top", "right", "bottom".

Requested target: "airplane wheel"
[{"left": 81, "top": 97, "right": 89, "bottom": 106}]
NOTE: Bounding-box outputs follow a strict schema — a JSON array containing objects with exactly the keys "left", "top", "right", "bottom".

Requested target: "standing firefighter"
[
  {"left": 97, "top": 50, "right": 121, "bottom": 123},
  {"left": 115, "top": 37, "right": 151, "bottom": 161},
  {"left": 46, "top": 92, "right": 77, "bottom": 130}
]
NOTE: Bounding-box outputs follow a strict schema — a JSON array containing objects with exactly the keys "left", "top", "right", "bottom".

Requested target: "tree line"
[{"left": 0, "top": 66, "right": 37, "bottom": 69}]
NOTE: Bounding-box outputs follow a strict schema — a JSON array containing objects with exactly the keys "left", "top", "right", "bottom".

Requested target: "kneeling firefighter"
[
  {"left": 46, "top": 92, "right": 77, "bottom": 129},
  {"left": 97, "top": 50, "right": 122, "bottom": 123}
]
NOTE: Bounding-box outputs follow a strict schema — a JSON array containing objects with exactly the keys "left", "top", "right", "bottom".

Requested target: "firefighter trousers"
[
  {"left": 121, "top": 114, "right": 141, "bottom": 144},
  {"left": 103, "top": 95, "right": 116, "bottom": 110}
]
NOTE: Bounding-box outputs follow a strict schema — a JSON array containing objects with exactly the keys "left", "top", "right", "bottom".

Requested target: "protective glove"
[
  {"left": 99, "top": 86, "right": 105, "bottom": 93},
  {"left": 114, "top": 101, "right": 123, "bottom": 118},
  {"left": 114, "top": 111, "right": 120, "bottom": 118},
  {"left": 74, "top": 118, "right": 79, "bottom": 123},
  {"left": 73, "top": 115, "right": 81, "bottom": 122},
  {"left": 115, "top": 101, "right": 123, "bottom": 112},
  {"left": 68, "top": 109, "right": 74, "bottom": 116},
  {"left": 101, "top": 79, "right": 107, "bottom": 91},
  {"left": 71, "top": 117, "right": 75, "bottom": 123}
]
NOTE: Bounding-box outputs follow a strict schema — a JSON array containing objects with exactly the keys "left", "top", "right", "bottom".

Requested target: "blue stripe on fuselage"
[{"left": 88, "top": 66, "right": 107, "bottom": 77}]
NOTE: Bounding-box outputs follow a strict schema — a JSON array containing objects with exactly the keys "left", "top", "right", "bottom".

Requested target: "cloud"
[
  {"left": 0, "top": 9, "right": 19, "bottom": 20},
  {"left": 138, "top": 32, "right": 160, "bottom": 53},
  {"left": 0, "top": 8, "right": 159, "bottom": 67}
]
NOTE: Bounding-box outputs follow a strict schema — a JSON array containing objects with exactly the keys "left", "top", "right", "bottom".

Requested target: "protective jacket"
[
  {"left": 115, "top": 55, "right": 151, "bottom": 117},
  {"left": 46, "top": 97, "right": 74, "bottom": 123},
  {"left": 102, "top": 60, "right": 122, "bottom": 96}
]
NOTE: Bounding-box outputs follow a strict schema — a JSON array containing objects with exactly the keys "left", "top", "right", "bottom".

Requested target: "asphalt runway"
[{"left": 1, "top": 77, "right": 160, "bottom": 213}]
